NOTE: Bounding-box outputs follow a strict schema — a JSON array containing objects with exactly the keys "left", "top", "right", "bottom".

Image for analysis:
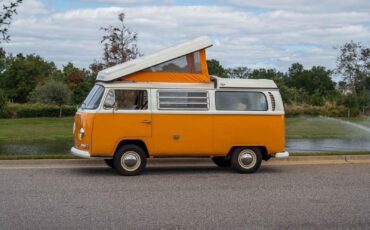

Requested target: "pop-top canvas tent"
[{"left": 96, "top": 36, "right": 213, "bottom": 83}]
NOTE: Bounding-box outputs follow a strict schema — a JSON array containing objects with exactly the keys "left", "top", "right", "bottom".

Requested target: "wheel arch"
[
  {"left": 227, "top": 146, "right": 270, "bottom": 161},
  {"left": 115, "top": 139, "right": 149, "bottom": 158}
]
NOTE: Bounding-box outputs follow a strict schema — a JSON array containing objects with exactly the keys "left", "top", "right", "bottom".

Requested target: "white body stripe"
[{"left": 80, "top": 85, "right": 285, "bottom": 116}]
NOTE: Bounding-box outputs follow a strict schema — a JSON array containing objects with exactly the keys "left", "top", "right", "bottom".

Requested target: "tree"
[
  {"left": 285, "top": 63, "right": 336, "bottom": 105},
  {"left": 207, "top": 59, "right": 228, "bottom": 78},
  {"left": 249, "top": 68, "right": 286, "bottom": 87},
  {"left": 0, "top": 54, "right": 59, "bottom": 103},
  {"left": 0, "top": 0, "right": 22, "bottom": 42},
  {"left": 62, "top": 63, "right": 94, "bottom": 104},
  {"left": 30, "top": 80, "right": 72, "bottom": 117},
  {"left": 94, "top": 12, "right": 140, "bottom": 71},
  {"left": 227, "top": 66, "right": 250, "bottom": 79},
  {"left": 336, "top": 41, "right": 370, "bottom": 113},
  {"left": 0, "top": 88, "right": 9, "bottom": 117}
]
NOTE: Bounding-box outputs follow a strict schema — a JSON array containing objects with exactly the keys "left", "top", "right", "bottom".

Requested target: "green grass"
[
  {"left": 342, "top": 117, "right": 370, "bottom": 128},
  {"left": 285, "top": 116, "right": 370, "bottom": 139},
  {"left": 0, "top": 117, "right": 73, "bottom": 142}
]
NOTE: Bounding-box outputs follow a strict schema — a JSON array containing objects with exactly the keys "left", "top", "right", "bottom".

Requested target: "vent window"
[
  {"left": 268, "top": 92, "right": 276, "bottom": 111},
  {"left": 158, "top": 91, "right": 209, "bottom": 110}
]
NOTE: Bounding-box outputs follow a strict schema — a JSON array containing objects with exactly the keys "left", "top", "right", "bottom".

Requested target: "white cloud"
[
  {"left": 225, "top": 0, "right": 370, "bottom": 13},
  {"left": 2, "top": 0, "right": 370, "bottom": 71},
  {"left": 82, "top": 0, "right": 152, "bottom": 3}
]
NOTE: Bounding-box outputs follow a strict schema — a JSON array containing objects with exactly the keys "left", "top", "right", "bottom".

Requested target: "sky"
[{"left": 1, "top": 0, "right": 370, "bottom": 72}]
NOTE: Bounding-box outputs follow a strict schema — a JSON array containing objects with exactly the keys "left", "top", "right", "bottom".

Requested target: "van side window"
[
  {"left": 158, "top": 91, "right": 209, "bottom": 110},
  {"left": 215, "top": 91, "right": 267, "bottom": 111},
  {"left": 104, "top": 89, "right": 148, "bottom": 110}
]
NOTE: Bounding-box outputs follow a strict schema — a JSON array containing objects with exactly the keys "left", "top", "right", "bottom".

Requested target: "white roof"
[
  {"left": 213, "top": 76, "right": 278, "bottom": 89},
  {"left": 96, "top": 36, "right": 213, "bottom": 82}
]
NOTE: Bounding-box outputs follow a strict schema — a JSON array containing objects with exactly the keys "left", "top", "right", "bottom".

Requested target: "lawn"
[
  {"left": 285, "top": 116, "right": 370, "bottom": 139},
  {"left": 0, "top": 117, "right": 73, "bottom": 142}
]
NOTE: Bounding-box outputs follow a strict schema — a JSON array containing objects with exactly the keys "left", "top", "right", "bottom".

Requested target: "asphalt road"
[{"left": 0, "top": 160, "right": 369, "bottom": 229}]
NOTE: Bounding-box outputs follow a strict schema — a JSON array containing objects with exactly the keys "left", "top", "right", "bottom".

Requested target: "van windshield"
[{"left": 80, "top": 85, "right": 105, "bottom": 110}]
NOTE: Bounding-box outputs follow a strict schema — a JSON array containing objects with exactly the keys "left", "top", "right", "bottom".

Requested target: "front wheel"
[
  {"left": 114, "top": 144, "right": 147, "bottom": 176},
  {"left": 231, "top": 147, "right": 262, "bottom": 174}
]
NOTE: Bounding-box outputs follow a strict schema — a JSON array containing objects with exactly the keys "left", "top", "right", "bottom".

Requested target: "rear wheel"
[
  {"left": 231, "top": 147, "right": 262, "bottom": 173},
  {"left": 114, "top": 144, "right": 147, "bottom": 176},
  {"left": 104, "top": 159, "right": 115, "bottom": 169},
  {"left": 212, "top": 157, "right": 231, "bottom": 167}
]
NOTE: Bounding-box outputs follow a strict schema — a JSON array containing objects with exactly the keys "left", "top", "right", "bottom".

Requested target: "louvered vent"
[{"left": 268, "top": 92, "right": 276, "bottom": 111}]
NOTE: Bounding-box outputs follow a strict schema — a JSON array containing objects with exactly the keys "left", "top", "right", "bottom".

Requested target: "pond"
[
  {"left": 286, "top": 139, "right": 370, "bottom": 153},
  {"left": 1, "top": 138, "right": 370, "bottom": 156}
]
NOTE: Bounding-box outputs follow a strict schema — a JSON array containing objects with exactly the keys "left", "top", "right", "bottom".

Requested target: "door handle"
[{"left": 142, "top": 120, "right": 152, "bottom": 124}]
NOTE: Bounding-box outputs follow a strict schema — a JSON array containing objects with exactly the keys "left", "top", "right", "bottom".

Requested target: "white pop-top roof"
[
  {"left": 97, "top": 76, "right": 277, "bottom": 89},
  {"left": 96, "top": 36, "right": 213, "bottom": 82}
]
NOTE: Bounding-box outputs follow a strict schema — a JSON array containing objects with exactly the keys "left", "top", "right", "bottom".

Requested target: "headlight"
[{"left": 79, "top": 128, "right": 85, "bottom": 139}]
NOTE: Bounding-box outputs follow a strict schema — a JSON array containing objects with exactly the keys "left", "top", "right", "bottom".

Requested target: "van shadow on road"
[{"left": 68, "top": 164, "right": 284, "bottom": 176}]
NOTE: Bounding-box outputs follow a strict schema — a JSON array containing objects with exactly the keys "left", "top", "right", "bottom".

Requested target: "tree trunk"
[{"left": 59, "top": 106, "right": 62, "bottom": 118}]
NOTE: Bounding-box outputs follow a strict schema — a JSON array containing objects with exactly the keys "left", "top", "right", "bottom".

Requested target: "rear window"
[
  {"left": 215, "top": 91, "right": 267, "bottom": 111},
  {"left": 158, "top": 91, "right": 209, "bottom": 110}
]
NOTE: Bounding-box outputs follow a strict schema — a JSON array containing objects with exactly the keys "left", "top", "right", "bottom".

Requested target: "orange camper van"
[{"left": 71, "top": 36, "right": 289, "bottom": 175}]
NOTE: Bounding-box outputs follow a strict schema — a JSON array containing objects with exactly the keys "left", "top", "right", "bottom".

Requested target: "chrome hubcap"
[
  {"left": 238, "top": 149, "right": 257, "bottom": 169},
  {"left": 121, "top": 151, "right": 141, "bottom": 171}
]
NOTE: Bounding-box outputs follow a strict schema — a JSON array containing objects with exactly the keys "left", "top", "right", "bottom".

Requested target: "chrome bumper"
[
  {"left": 275, "top": 151, "right": 289, "bottom": 158},
  {"left": 71, "top": 147, "right": 91, "bottom": 158}
]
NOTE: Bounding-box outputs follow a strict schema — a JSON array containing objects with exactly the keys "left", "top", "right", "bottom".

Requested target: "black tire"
[
  {"left": 113, "top": 144, "right": 147, "bottom": 176},
  {"left": 104, "top": 159, "right": 115, "bottom": 169},
  {"left": 212, "top": 157, "right": 231, "bottom": 167},
  {"left": 231, "top": 147, "right": 262, "bottom": 174}
]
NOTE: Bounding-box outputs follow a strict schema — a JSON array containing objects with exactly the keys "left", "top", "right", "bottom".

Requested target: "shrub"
[
  {"left": 285, "top": 103, "right": 348, "bottom": 117},
  {"left": 30, "top": 80, "right": 72, "bottom": 117},
  {"left": 8, "top": 103, "right": 77, "bottom": 118}
]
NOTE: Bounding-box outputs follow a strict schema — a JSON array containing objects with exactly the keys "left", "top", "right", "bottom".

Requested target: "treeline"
[
  {"left": 208, "top": 41, "right": 370, "bottom": 117},
  {"left": 0, "top": 9, "right": 369, "bottom": 118},
  {"left": 0, "top": 12, "right": 140, "bottom": 118},
  {"left": 0, "top": 49, "right": 95, "bottom": 117}
]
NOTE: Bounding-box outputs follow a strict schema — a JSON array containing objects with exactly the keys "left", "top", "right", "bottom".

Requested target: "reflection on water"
[
  {"left": 286, "top": 139, "right": 370, "bottom": 153},
  {"left": 0, "top": 140, "right": 72, "bottom": 155},
  {"left": 1, "top": 139, "right": 370, "bottom": 155}
]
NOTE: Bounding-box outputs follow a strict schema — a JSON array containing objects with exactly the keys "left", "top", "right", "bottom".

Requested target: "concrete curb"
[{"left": 0, "top": 155, "right": 369, "bottom": 169}]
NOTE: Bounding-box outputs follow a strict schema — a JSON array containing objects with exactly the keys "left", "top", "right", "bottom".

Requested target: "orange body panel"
[
  {"left": 213, "top": 115, "right": 285, "bottom": 155},
  {"left": 74, "top": 112, "right": 285, "bottom": 158},
  {"left": 91, "top": 113, "right": 152, "bottom": 156},
  {"left": 151, "top": 114, "right": 213, "bottom": 156}
]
